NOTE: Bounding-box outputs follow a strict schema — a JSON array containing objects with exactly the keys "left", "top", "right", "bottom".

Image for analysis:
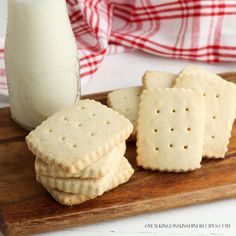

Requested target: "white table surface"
[{"left": 1, "top": 1, "right": 236, "bottom": 236}]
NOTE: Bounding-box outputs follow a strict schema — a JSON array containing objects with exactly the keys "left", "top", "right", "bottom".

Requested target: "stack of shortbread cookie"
[
  {"left": 26, "top": 100, "right": 134, "bottom": 205},
  {"left": 108, "top": 65, "right": 236, "bottom": 172}
]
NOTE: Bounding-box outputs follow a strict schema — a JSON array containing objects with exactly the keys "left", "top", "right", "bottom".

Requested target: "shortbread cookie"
[
  {"left": 42, "top": 157, "right": 134, "bottom": 205},
  {"left": 44, "top": 186, "right": 91, "bottom": 206},
  {"left": 137, "top": 88, "right": 205, "bottom": 172},
  {"left": 174, "top": 65, "right": 236, "bottom": 158},
  {"left": 142, "top": 71, "right": 176, "bottom": 89},
  {"left": 35, "top": 142, "right": 125, "bottom": 179},
  {"left": 37, "top": 157, "right": 134, "bottom": 196},
  {"left": 107, "top": 87, "right": 142, "bottom": 140},
  {"left": 26, "top": 99, "right": 133, "bottom": 173}
]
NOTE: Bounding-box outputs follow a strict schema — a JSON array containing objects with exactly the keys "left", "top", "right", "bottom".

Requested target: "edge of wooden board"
[{"left": 1, "top": 182, "right": 236, "bottom": 236}]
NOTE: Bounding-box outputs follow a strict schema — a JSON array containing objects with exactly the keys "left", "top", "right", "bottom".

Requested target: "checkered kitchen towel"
[{"left": 1, "top": 0, "right": 236, "bottom": 92}]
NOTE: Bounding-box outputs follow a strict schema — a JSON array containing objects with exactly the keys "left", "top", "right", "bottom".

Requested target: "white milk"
[{"left": 5, "top": 0, "right": 80, "bottom": 130}]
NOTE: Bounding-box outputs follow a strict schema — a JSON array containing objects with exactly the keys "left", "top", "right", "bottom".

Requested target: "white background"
[{"left": 1, "top": 1, "right": 236, "bottom": 235}]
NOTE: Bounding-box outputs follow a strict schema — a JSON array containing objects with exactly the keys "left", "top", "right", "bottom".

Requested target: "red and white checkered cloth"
[{"left": 1, "top": 0, "right": 236, "bottom": 92}]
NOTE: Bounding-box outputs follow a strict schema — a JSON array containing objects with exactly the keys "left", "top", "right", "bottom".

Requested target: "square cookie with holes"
[
  {"left": 26, "top": 99, "right": 133, "bottom": 174},
  {"left": 174, "top": 65, "right": 236, "bottom": 158},
  {"left": 137, "top": 88, "right": 205, "bottom": 172}
]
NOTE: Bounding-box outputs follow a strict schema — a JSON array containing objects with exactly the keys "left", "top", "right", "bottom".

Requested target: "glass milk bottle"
[{"left": 5, "top": 0, "right": 80, "bottom": 130}]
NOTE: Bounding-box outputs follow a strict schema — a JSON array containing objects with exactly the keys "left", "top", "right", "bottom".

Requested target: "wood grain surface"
[{"left": 0, "top": 73, "right": 236, "bottom": 236}]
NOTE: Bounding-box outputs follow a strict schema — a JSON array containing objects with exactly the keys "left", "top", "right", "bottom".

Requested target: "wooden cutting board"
[{"left": 1, "top": 73, "right": 236, "bottom": 236}]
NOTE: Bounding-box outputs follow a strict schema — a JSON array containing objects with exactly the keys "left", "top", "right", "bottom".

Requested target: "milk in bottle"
[{"left": 5, "top": 0, "right": 80, "bottom": 130}]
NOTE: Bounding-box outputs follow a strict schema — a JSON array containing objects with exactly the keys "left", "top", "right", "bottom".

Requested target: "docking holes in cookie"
[
  {"left": 136, "top": 89, "right": 204, "bottom": 171},
  {"left": 174, "top": 64, "right": 236, "bottom": 158},
  {"left": 26, "top": 99, "right": 133, "bottom": 173}
]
